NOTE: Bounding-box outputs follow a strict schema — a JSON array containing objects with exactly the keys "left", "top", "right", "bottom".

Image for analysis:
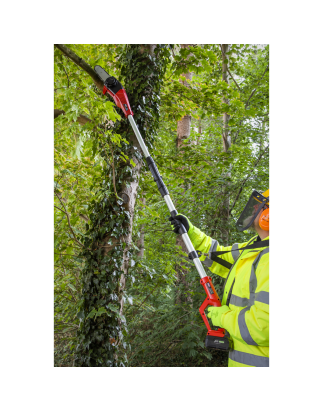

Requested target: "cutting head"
[
  {"left": 94, "top": 65, "right": 133, "bottom": 118},
  {"left": 94, "top": 65, "right": 111, "bottom": 83}
]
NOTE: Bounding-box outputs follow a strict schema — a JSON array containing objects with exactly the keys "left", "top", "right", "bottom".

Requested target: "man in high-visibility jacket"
[{"left": 170, "top": 189, "right": 269, "bottom": 367}]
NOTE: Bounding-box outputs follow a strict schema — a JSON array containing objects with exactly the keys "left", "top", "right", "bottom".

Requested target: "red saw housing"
[{"left": 103, "top": 85, "right": 133, "bottom": 118}]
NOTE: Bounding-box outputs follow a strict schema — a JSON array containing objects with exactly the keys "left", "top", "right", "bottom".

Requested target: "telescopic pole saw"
[{"left": 94, "top": 65, "right": 229, "bottom": 350}]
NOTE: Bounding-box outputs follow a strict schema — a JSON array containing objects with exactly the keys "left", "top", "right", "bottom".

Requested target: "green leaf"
[
  {"left": 96, "top": 307, "right": 107, "bottom": 317},
  {"left": 68, "top": 283, "right": 76, "bottom": 291},
  {"left": 106, "top": 303, "right": 119, "bottom": 313},
  {"left": 87, "top": 308, "right": 97, "bottom": 319}
]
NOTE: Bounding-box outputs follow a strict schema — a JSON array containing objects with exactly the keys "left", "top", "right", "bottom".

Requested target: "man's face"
[
  {"left": 252, "top": 203, "right": 261, "bottom": 216},
  {"left": 253, "top": 209, "right": 261, "bottom": 229},
  {"left": 243, "top": 203, "right": 262, "bottom": 232}
]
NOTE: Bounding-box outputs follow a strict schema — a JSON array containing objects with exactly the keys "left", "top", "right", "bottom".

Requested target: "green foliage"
[
  {"left": 54, "top": 44, "right": 269, "bottom": 367},
  {"left": 55, "top": 44, "right": 170, "bottom": 367}
]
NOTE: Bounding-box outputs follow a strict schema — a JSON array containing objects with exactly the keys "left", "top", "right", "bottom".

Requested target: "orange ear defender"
[{"left": 259, "top": 207, "right": 269, "bottom": 230}]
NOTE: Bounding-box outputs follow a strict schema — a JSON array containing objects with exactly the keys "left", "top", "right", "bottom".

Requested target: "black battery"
[{"left": 205, "top": 335, "right": 230, "bottom": 351}]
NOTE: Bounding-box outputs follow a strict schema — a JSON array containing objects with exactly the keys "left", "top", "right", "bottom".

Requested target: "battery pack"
[{"left": 205, "top": 335, "right": 230, "bottom": 350}]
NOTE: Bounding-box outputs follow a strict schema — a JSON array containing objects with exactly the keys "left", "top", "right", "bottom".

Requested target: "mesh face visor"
[{"left": 236, "top": 190, "right": 269, "bottom": 232}]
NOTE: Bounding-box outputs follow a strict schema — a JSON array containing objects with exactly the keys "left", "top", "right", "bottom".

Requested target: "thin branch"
[
  {"left": 54, "top": 200, "right": 84, "bottom": 248},
  {"left": 60, "top": 263, "right": 82, "bottom": 289},
  {"left": 54, "top": 252, "right": 83, "bottom": 257},
  {"left": 65, "top": 287, "right": 78, "bottom": 303},
  {"left": 54, "top": 328, "right": 78, "bottom": 335},
  {"left": 79, "top": 213, "right": 89, "bottom": 222},
  {"left": 233, "top": 63, "right": 270, "bottom": 144},
  {"left": 54, "top": 87, "right": 68, "bottom": 92},
  {"left": 245, "top": 63, "right": 269, "bottom": 108},
  {"left": 55, "top": 320, "right": 79, "bottom": 327},
  {"left": 229, "top": 145, "right": 269, "bottom": 213},
  {"left": 62, "top": 64, "right": 70, "bottom": 88},
  {"left": 54, "top": 109, "right": 92, "bottom": 125},
  {"left": 54, "top": 44, "right": 104, "bottom": 91},
  {"left": 219, "top": 44, "right": 241, "bottom": 92},
  {"left": 129, "top": 283, "right": 160, "bottom": 319},
  {"left": 54, "top": 294, "right": 76, "bottom": 304}
]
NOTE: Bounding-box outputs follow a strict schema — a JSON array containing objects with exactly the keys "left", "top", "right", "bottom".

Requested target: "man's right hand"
[{"left": 169, "top": 214, "right": 193, "bottom": 234}]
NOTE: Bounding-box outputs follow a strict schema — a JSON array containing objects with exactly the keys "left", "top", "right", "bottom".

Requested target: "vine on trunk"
[{"left": 74, "top": 45, "right": 170, "bottom": 367}]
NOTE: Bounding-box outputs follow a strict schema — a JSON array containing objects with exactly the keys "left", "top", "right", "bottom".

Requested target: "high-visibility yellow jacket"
[{"left": 189, "top": 226, "right": 269, "bottom": 367}]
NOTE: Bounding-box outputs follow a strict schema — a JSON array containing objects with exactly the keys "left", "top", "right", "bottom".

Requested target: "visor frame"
[{"left": 235, "top": 190, "right": 269, "bottom": 232}]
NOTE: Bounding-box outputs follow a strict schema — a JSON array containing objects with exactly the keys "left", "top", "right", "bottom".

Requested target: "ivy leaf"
[
  {"left": 106, "top": 303, "right": 119, "bottom": 313},
  {"left": 96, "top": 307, "right": 107, "bottom": 317},
  {"left": 87, "top": 308, "right": 97, "bottom": 319}
]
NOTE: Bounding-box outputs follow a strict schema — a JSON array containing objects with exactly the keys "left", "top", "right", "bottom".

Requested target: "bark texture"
[
  {"left": 176, "top": 45, "right": 193, "bottom": 148},
  {"left": 218, "top": 44, "right": 231, "bottom": 243}
]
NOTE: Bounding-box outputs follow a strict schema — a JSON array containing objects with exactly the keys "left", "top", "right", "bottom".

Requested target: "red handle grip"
[{"left": 199, "top": 276, "right": 226, "bottom": 337}]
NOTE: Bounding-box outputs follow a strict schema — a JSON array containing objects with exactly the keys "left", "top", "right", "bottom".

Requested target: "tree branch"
[
  {"left": 54, "top": 201, "right": 84, "bottom": 248},
  {"left": 219, "top": 44, "right": 241, "bottom": 92},
  {"left": 229, "top": 145, "right": 269, "bottom": 214},
  {"left": 129, "top": 283, "right": 160, "bottom": 319},
  {"left": 62, "top": 64, "right": 70, "bottom": 88},
  {"left": 54, "top": 44, "right": 104, "bottom": 91},
  {"left": 245, "top": 63, "right": 269, "bottom": 108},
  {"left": 54, "top": 108, "right": 92, "bottom": 125}
]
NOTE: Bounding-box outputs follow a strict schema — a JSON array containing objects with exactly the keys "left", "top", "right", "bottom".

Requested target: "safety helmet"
[{"left": 236, "top": 189, "right": 269, "bottom": 232}]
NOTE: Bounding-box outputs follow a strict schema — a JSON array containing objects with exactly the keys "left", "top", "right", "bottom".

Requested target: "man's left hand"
[{"left": 207, "top": 305, "right": 230, "bottom": 327}]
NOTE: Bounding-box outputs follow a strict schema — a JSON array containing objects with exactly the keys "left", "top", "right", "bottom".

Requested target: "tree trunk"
[
  {"left": 175, "top": 44, "right": 194, "bottom": 305},
  {"left": 217, "top": 44, "right": 231, "bottom": 243},
  {"left": 55, "top": 44, "right": 169, "bottom": 367},
  {"left": 221, "top": 44, "right": 231, "bottom": 153}
]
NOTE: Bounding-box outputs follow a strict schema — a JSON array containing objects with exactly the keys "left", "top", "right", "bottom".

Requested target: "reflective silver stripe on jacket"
[
  {"left": 230, "top": 292, "right": 269, "bottom": 307},
  {"left": 231, "top": 243, "right": 240, "bottom": 261},
  {"left": 229, "top": 349, "right": 269, "bottom": 367},
  {"left": 202, "top": 239, "right": 218, "bottom": 267},
  {"left": 230, "top": 295, "right": 250, "bottom": 307},
  {"left": 238, "top": 247, "right": 269, "bottom": 345},
  {"left": 223, "top": 236, "right": 257, "bottom": 292},
  {"left": 255, "top": 291, "right": 269, "bottom": 304},
  {"left": 238, "top": 307, "right": 258, "bottom": 345}
]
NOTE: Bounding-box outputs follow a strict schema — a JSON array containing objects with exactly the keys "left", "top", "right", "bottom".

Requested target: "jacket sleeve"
[
  {"left": 220, "top": 251, "right": 269, "bottom": 346},
  {"left": 188, "top": 226, "right": 244, "bottom": 279}
]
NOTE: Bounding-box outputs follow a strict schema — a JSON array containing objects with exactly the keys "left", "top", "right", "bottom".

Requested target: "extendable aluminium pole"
[
  {"left": 128, "top": 114, "right": 228, "bottom": 347},
  {"left": 127, "top": 114, "right": 207, "bottom": 280},
  {"left": 94, "top": 65, "right": 228, "bottom": 348}
]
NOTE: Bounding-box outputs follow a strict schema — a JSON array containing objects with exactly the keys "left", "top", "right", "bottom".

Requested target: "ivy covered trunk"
[{"left": 74, "top": 45, "right": 168, "bottom": 367}]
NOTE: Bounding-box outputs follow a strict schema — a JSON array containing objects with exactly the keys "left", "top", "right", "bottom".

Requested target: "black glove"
[{"left": 169, "top": 214, "right": 191, "bottom": 234}]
